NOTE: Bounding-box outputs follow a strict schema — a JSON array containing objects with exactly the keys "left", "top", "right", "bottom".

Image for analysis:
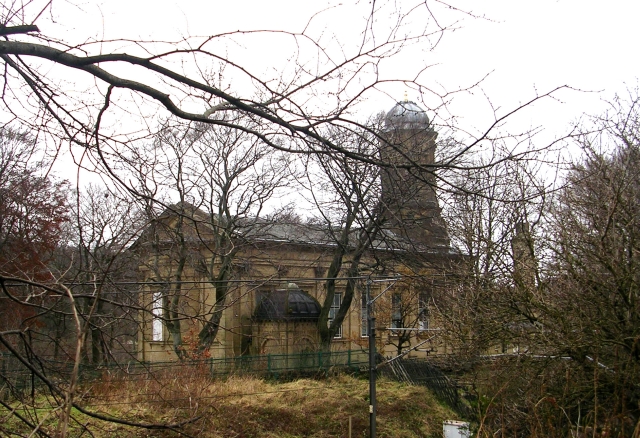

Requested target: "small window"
[
  {"left": 391, "top": 293, "right": 402, "bottom": 329},
  {"left": 328, "top": 292, "right": 343, "bottom": 338},
  {"left": 152, "top": 291, "right": 163, "bottom": 341},
  {"left": 419, "top": 293, "right": 430, "bottom": 331}
]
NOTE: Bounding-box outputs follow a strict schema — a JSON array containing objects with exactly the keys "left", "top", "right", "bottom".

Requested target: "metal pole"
[{"left": 367, "top": 278, "right": 376, "bottom": 438}]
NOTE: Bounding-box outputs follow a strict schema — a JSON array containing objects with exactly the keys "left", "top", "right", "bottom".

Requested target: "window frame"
[
  {"left": 391, "top": 292, "right": 402, "bottom": 329},
  {"left": 151, "top": 290, "right": 163, "bottom": 341},
  {"left": 418, "top": 292, "right": 430, "bottom": 332},
  {"left": 328, "top": 292, "right": 343, "bottom": 339}
]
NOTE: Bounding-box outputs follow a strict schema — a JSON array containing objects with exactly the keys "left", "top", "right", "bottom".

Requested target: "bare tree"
[
  {"left": 540, "top": 92, "right": 640, "bottom": 437},
  {"left": 0, "top": 1, "right": 564, "bottom": 199},
  {"left": 50, "top": 185, "right": 142, "bottom": 365},
  {"left": 134, "top": 114, "right": 294, "bottom": 358},
  {"left": 363, "top": 275, "right": 439, "bottom": 357},
  {"left": 0, "top": 1, "right": 571, "bottom": 435},
  {"left": 436, "top": 93, "right": 640, "bottom": 437},
  {"left": 299, "top": 121, "right": 385, "bottom": 349},
  {"left": 436, "top": 151, "right": 548, "bottom": 360}
]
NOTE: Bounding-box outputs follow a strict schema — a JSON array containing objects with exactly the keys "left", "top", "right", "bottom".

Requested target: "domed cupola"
[
  {"left": 379, "top": 100, "right": 449, "bottom": 248},
  {"left": 384, "top": 101, "right": 430, "bottom": 131}
]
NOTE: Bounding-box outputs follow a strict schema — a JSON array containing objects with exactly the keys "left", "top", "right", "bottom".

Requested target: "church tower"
[{"left": 380, "top": 100, "right": 449, "bottom": 248}]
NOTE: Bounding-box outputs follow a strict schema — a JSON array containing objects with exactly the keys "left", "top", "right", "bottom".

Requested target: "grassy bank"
[{"left": 3, "top": 372, "right": 463, "bottom": 437}]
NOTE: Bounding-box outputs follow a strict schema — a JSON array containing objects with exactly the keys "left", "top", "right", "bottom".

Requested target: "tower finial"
[{"left": 403, "top": 91, "right": 408, "bottom": 102}]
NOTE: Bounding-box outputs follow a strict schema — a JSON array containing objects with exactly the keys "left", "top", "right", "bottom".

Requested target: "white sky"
[
  {"left": 429, "top": 1, "right": 640, "bottom": 139},
  {"left": 28, "top": 0, "right": 640, "bottom": 181},
  {"left": 50, "top": 1, "right": 637, "bottom": 140}
]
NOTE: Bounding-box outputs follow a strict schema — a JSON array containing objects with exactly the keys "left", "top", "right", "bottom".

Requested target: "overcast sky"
[{"left": 36, "top": 0, "right": 639, "bottom": 161}]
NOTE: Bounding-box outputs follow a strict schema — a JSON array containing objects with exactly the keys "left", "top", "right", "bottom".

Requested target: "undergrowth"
[{"left": 1, "top": 367, "right": 460, "bottom": 437}]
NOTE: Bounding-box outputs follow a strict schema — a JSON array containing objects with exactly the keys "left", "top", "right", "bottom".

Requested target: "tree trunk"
[{"left": 198, "top": 264, "right": 232, "bottom": 352}]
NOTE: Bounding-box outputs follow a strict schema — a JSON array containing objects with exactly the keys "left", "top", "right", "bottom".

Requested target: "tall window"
[
  {"left": 328, "top": 292, "right": 343, "bottom": 338},
  {"left": 419, "top": 292, "right": 430, "bottom": 331},
  {"left": 361, "top": 292, "right": 368, "bottom": 337},
  {"left": 152, "top": 291, "right": 163, "bottom": 341},
  {"left": 391, "top": 293, "right": 402, "bottom": 329}
]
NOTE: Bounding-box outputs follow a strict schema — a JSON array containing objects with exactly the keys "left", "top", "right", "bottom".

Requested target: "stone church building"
[{"left": 135, "top": 100, "right": 460, "bottom": 363}]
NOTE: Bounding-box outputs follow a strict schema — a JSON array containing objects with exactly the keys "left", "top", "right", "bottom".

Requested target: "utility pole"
[
  {"left": 367, "top": 278, "right": 376, "bottom": 438},
  {"left": 366, "top": 275, "right": 399, "bottom": 438}
]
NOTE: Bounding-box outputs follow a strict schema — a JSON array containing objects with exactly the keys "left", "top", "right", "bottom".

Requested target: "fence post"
[
  {"left": 348, "top": 349, "right": 351, "bottom": 367},
  {"left": 267, "top": 354, "right": 271, "bottom": 373}
]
